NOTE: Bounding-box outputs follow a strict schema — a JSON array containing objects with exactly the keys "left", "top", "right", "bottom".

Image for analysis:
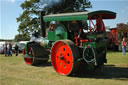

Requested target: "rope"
[{"left": 83, "top": 45, "right": 97, "bottom": 65}]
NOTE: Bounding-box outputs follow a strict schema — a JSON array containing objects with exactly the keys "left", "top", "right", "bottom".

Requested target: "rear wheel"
[{"left": 51, "top": 40, "right": 80, "bottom": 75}]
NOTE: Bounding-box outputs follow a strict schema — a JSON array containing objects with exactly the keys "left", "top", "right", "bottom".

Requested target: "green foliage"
[
  {"left": 0, "top": 39, "right": 13, "bottom": 42},
  {"left": 17, "top": 0, "right": 40, "bottom": 35},
  {"left": 14, "top": 34, "right": 30, "bottom": 42},
  {"left": 17, "top": 0, "right": 92, "bottom": 36}
]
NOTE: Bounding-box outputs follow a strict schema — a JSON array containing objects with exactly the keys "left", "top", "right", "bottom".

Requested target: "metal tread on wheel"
[
  {"left": 23, "top": 43, "right": 50, "bottom": 65},
  {"left": 51, "top": 40, "right": 80, "bottom": 76}
]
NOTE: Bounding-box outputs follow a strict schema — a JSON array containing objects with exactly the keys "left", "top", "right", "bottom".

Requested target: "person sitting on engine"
[
  {"left": 49, "top": 21, "right": 56, "bottom": 31},
  {"left": 71, "top": 21, "right": 84, "bottom": 38}
]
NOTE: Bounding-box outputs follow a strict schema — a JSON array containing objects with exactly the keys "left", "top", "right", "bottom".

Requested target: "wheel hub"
[{"left": 60, "top": 55, "right": 64, "bottom": 60}]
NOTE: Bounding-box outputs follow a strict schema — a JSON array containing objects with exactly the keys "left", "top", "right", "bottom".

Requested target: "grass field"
[{"left": 0, "top": 52, "right": 128, "bottom": 85}]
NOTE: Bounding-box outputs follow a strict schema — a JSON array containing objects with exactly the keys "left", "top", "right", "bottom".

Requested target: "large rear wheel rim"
[{"left": 51, "top": 40, "right": 77, "bottom": 75}]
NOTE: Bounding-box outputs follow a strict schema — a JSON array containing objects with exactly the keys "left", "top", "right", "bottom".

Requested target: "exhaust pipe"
[{"left": 40, "top": 11, "right": 46, "bottom": 37}]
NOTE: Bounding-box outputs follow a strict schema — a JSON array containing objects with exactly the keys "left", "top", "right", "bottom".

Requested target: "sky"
[{"left": 0, "top": 0, "right": 128, "bottom": 39}]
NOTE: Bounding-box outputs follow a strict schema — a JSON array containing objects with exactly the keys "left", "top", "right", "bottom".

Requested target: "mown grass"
[
  {"left": 0, "top": 52, "right": 128, "bottom": 85},
  {"left": 107, "top": 51, "right": 128, "bottom": 65}
]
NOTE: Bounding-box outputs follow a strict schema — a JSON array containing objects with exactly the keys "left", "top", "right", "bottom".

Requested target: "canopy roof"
[{"left": 43, "top": 10, "right": 116, "bottom": 22}]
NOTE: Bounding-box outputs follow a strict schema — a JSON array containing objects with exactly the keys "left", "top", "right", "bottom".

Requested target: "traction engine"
[{"left": 23, "top": 10, "right": 116, "bottom": 75}]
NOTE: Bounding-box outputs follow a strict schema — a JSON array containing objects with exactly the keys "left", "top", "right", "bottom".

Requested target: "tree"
[
  {"left": 17, "top": 0, "right": 92, "bottom": 36},
  {"left": 14, "top": 34, "right": 30, "bottom": 42},
  {"left": 17, "top": 0, "right": 40, "bottom": 35}
]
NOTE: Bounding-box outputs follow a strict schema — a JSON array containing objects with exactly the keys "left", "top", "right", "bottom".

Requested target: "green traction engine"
[{"left": 23, "top": 10, "right": 116, "bottom": 76}]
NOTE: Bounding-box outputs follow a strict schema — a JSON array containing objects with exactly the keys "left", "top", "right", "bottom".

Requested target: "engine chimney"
[{"left": 40, "top": 11, "right": 46, "bottom": 37}]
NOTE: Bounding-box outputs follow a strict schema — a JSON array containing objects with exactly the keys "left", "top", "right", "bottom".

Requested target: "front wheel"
[{"left": 23, "top": 43, "right": 50, "bottom": 65}]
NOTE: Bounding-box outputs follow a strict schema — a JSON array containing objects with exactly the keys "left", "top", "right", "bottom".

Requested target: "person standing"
[
  {"left": 8, "top": 43, "right": 12, "bottom": 56},
  {"left": 4, "top": 43, "right": 8, "bottom": 56},
  {"left": 15, "top": 44, "right": 19, "bottom": 56},
  {"left": 122, "top": 38, "right": 127, "bottom": 55}
]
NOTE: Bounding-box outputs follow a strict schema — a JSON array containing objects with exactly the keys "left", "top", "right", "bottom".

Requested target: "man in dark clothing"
[
  {"left": 8, "top": 43, "right": 12, "bottom": 56},
  {"left": 15, "top": 44, "right": 19, "bottom": 56},
  {"left": 4, "top": 43, "right": 8, "bottom": 56}
]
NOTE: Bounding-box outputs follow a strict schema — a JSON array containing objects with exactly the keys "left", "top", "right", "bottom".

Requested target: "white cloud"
[{"left": 8, "top": 0, "right": 16, "bottom": 3}]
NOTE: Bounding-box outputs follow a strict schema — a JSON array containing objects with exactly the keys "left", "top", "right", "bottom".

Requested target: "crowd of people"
[{"left": 3, "top": 43, "right": 19, "bottom": 56}]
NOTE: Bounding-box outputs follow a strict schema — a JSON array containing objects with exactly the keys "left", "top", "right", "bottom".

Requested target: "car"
[
  {"left": 0, "top": 45, "right": 4, "bottom": 54},
  {"left": 0, "top": 42, "right": 5, "bottom": 54}
]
